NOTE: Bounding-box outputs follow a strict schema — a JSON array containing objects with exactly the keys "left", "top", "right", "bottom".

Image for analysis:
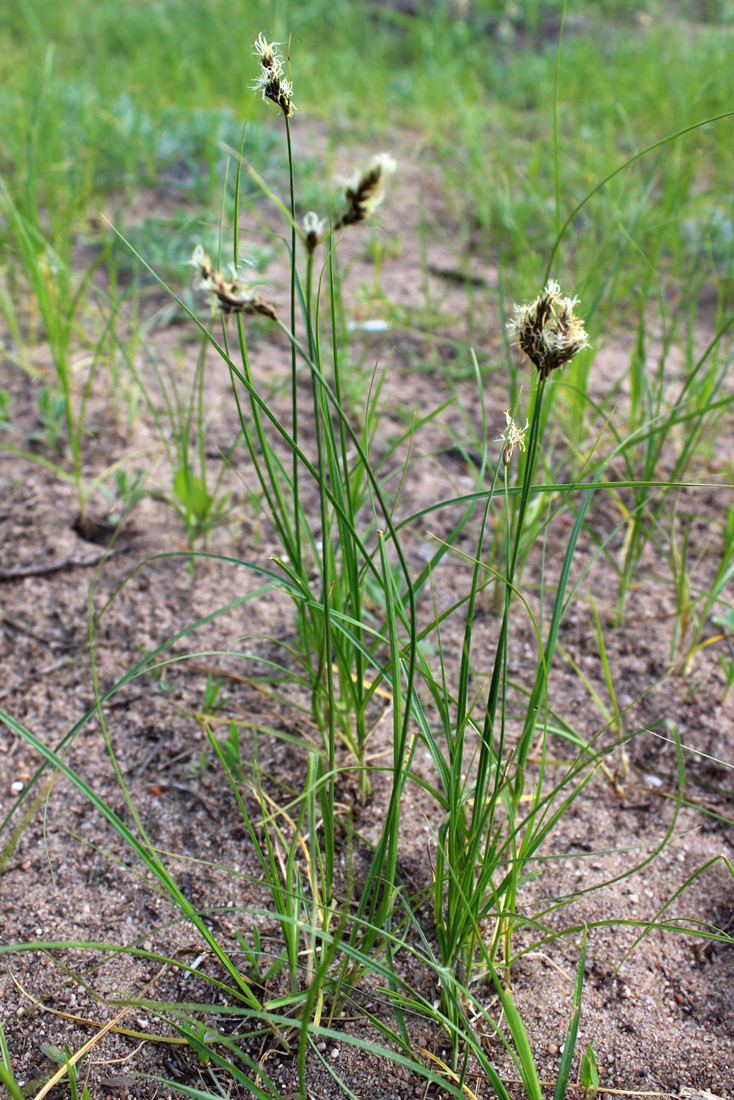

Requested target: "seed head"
[
  {"left": 335, "top": 153, "right": 396, "bottom": 230},
  {"left": 190, "top": 245, "right": 278, "bottom": 322},
  {"left": 303, "top": 211, "right": 327, "bottom": 253},
  {"left": 507, "top": 279, "right": 590, "bottom": 380},
  {"left": 252, "top": 33, "right": 295, "bottom": 117},
  {"left": 496, "top": 411, "right": 529, "bottom": 468}
]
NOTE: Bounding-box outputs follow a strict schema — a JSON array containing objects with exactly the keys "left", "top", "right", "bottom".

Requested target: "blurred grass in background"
[{"left": 0, "top": 0, "right": 732, "bottom": 312}]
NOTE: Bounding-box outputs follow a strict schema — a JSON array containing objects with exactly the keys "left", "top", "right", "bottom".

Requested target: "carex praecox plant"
[
  {"left": 187, "top": 27, "right": 616, "bottom": 1093},
  {"left": 189, "top": 38, "right": 399, "bottom": 821}
]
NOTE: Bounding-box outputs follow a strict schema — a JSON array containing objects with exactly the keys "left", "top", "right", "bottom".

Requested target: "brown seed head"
[
  {"left": 507, "top": 280, "right": 590, "bottom": 380},
  {"left": 190, "top": 246, "right": 278, "bottom": 322},
  {"left": 252, "top": 33, "right": 295, "bottom": 117},
  {"left": 334, "top": 153, "right": 396, "bottom": 230}
]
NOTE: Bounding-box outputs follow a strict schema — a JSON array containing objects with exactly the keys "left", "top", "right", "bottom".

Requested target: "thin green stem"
[
  {"left": 285, "top": 112, "right": 302, "bottom": 576},
  {"left": 472, "top": 375, "right": 547, "bottom": 837}
]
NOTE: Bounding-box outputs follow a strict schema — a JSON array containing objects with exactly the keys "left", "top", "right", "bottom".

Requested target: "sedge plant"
[
  {"left": 5, "top": 23, "right": 734, "bottom": 1100},
  {"left": 98, "top": 32, "right": 734, "bottom": 1082},
  {"left": 186, "top": 35, "right": 406, "bottom": 793}
]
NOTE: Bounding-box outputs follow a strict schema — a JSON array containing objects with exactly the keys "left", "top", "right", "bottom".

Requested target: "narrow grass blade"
[{"left": 554, "top": 931, "right": 587, "bottom": 1100}]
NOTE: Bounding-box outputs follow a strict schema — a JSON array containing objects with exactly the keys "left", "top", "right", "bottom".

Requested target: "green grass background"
[{"left": 1, "top": 0, "right": 733, "bottom": 305}]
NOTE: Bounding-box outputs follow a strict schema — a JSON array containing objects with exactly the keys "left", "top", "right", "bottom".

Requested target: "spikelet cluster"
[
  {"left": 190, "top": 246, "right": 278, "bottom": 321},
  {"left": 497, "top": 411, "right": 529, "bottom": 468},
  {"left": 252, "top": 33, "right": 294, "bottom": 117},
  {"left": 303, "top": 211, "right": 327, "bottom": 253},
  {"left": 507, "top": 280, "right": 590, "bottom": 380},
  {"left": 335, "top": 154, "right": 396, "bottom": 230}
]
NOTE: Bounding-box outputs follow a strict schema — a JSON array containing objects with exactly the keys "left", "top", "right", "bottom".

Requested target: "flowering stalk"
[
  {"left": 473, "top": 281, "right": 589, "bottom": 973},
  {"left": 285, "top": 110, "right": 303, "bottom": 578},
  {"left": 251, "top": 34, "right": 302, "bottom": 574},
  {"left": 482, "top": 380, "right": 548, "bottom": 975},
  {"left": 501, "top": 282, "right": 588, "bottom": 773},
  {"left": 302, "top": 215, "right": 326, "bottom": 358}
]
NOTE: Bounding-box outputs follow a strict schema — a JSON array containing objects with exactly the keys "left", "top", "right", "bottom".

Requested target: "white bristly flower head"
[
  {"left": 496, "top": 410, "right": 529, "bottom": 467},
  {"left": 303, "top": 211, "right": 327, "bottom": 252},
  {"left": 507, "top": 280, "right": 590, "bottom": 380},
  {"left": 335, "top": 153, "right": 397, "bottom": 230},
  {"left": 189, "top": 246, "right": 278, "bottom": 322},
  {"left": 251, "top": 33, "right": 295, "bottom": 117}
]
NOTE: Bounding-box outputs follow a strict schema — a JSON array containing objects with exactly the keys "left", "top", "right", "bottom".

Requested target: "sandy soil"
[{"left": 1, "top": 130, "right": 733, "bottom": 1100}]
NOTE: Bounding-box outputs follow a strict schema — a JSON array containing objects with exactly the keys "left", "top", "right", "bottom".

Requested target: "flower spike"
[
  {"left": 303, "top": 211, "right": 327, "bottom": 253},
  {"left": 190, "top": 246, "right": 278, "bottom": 321},
  {"left": 252, "top": 33, "right": 295, "bottom": 117},
  {"left": 507, "top": 280, "right": 590, "bottom": 380},
  {"left": 334, "top": 154, "right": 396, "bottom": 230},
  {"left": 497, "top": 411, "right": 529, "bottom": 468}
]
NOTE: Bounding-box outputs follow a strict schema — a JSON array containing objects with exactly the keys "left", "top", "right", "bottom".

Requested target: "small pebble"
[{"left": 10, "top": 781, "right": 23, "bottom": 794}]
